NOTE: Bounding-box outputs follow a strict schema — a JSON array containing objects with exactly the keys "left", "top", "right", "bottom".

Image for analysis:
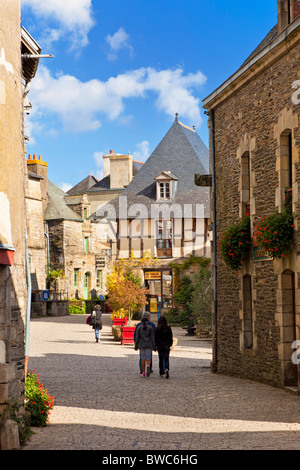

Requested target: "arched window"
[{"left": 243, "top": 274, "right": 253, "bottom": 349}]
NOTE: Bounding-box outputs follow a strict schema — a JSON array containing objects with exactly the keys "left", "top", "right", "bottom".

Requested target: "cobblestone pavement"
[{"left": 23, "top": 314, "right": 300, "bottom": 451}]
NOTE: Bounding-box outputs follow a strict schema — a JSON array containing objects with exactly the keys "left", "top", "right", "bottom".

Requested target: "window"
[
  {"left": 73, "top": 269, "right": 79, "bottom": 288},
  {"left": 156, "top": 220, "right": 172, "bottom": 257},
  {"left": 84, "top": 237, "right": 89, "bottom": 254},
  {"left": 83, "top": 208, "right": 87, "bottom": 221},
  {"left": 159, "top": 182, "right": 170, "bottom": 200},
  {"left": 96, "top": 269, "right": 102, "bottom": 289},
  {"left": 241, "top": 152, "right": 250, "bottom": 214},
  {"left": 280, "top": 130, "right": 293, "bottom": 189},
  {"left": 243, "top": 275, "right": 253, "bottom": 349}
]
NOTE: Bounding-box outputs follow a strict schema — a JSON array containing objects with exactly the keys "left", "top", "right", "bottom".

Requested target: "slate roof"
[
  {"left": 67, "top": 175, "right": 99, "bottom": 196},
  {"left": 93, "top": 117, "right": 210, "bottom": 220},
  {"left": 240, "top": 25, "right": 278, "bottom": 68},
  {"left": 45, "top": 180, "right": 82, "bottom": 222}
]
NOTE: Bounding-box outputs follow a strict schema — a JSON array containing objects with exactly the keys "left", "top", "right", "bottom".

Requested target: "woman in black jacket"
[{"left": 155, "top": 315, "right": 173, "bottom": 379}]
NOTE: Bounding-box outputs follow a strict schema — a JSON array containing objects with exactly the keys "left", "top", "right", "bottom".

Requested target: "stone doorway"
[
  {"left": 83, "top": 272, "right": 91, "bottom": 300},
  {"left": 280, "top": 269, "right": 297, "bottom": 387}
]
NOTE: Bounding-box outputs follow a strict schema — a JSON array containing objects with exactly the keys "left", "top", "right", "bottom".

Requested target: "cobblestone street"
[{"left": 23, "top": 314, "right": 300, "bottom": 451}]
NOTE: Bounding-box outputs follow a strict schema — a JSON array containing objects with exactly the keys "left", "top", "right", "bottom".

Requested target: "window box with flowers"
[
  {"left": 253, "top": 191, "right": 294, "bottom": 259},
  {"left": 218, "top": 211, "right": 251, "bottom": 271}
]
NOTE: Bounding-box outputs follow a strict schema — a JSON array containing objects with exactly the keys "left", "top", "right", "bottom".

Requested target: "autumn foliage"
[{"left": 106, "top": 266, "right": 149, "bottom": 322}]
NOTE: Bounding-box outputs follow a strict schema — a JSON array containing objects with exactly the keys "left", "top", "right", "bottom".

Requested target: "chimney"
[
  {"left": 109, "top": 153, "right": 133, "bottom": 189},
  {"left": 102, "top": 152, "right": 111, "bottom": 178},
  {"left": 27, "top": 154, "right": 48, "bottom": 211},
  {"left": 277, "top": 0, "right": 300, "bottom": 33}
]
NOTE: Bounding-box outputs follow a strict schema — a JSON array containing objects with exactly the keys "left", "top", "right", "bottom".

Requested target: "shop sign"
[
  {"left": 149, "top": 297, "right": 158, "bottom": 313},
  {"left": 145, "top": 271, "right": 161, "bottom": 280},
  {"left": 95, "top": 256, "right": 106, "bottom": 268}
]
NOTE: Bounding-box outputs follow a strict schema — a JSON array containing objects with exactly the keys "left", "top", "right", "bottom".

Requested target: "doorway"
[
  {"left": 144, "top": 269, "right": 173, "bottom": 316},
  {"left": 84, "top": 272, "right": 91, "bottom": 300},
  {"left": 281, "top": 270, "right": 297, "bottom": 387}
]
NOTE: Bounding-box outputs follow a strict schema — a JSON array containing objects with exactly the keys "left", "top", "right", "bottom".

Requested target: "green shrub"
[
  {"left": 69, "top": 303, "right": 86, "bottom": 314},
  {"left": 25, "top": 371, "right": 54, "bottom": 427}
]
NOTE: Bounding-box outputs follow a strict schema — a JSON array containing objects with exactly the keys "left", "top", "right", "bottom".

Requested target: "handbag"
[{"left": 86, "top": 315, "right": 91, "bottom": 325}]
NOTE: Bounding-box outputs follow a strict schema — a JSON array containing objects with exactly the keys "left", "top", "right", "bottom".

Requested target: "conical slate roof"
[{"left": 94, "top": 117, "right": 210, "bottom": 219}]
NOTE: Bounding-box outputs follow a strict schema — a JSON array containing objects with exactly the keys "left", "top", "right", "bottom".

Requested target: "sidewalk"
[{"left": 23, "top": 313, "right": 300, "bottom": 450}]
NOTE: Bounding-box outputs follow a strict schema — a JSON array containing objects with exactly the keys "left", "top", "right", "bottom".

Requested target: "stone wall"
[
  {"left": 211, "top": 37, "right": 300, "bottom": 387},
  {"left": 0, "top": 0, "right": 27, "bottom": 449},
  {"left": 48, "top": 218, "right": 108, "bottom": 299}
]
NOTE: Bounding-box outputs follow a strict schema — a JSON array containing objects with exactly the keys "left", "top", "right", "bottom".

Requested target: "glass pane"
[{"left": 165, "top": 182, "right": 170, "bottom": 198}]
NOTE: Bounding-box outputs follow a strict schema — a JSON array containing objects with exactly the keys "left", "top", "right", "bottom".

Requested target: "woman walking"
[
  {"left": 155, "top": 315, "right": 173, "bottom": 379},
  {"left": 134, "top": 315, "right": 156, "bottom": 377},
  {"left": 90, "top": 304, "right": 102, "bottom": 342}
]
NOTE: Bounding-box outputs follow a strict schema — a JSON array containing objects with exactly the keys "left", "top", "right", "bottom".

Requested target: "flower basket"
[
  {"left": 218, "top": 214, "right": 251, "bottom": 271},
  {"left": 253, "top": 209, "right": 294, "bottom": 259}
]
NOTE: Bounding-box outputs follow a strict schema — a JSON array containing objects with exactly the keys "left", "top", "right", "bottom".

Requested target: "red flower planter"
[
  {"left": 112, "top": 317, "right": 128, "bottom": 326},
  {"left": 121, "top": 326, "right": 135, "bottom": 345}
]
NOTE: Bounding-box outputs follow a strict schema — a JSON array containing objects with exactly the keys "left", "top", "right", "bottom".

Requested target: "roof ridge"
[{"left": 178, "top": 120, "right": 196, "bottom": 132}]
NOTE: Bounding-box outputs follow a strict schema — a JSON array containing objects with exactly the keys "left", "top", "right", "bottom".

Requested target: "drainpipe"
[
  {"left": 205, "top": 109, "right": 218, "bottom": 373},
  {"left": 25, "top": 218, "right": 31, "bottom": 378},
  {"left": 45, "top": 222, "right": 50, "bottom": 278}
]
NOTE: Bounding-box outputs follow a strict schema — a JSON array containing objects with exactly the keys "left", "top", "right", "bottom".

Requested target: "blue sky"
[{"left": 21, "top": 0, "right": 277, "bottom": 191}]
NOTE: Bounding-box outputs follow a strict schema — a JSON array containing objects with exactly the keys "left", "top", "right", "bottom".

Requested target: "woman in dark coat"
[
  {"left": 135, "top": 316, "right": 156, "bottom": 377},
  {"left": 155, "top": 315, "right": 173, "bottom": 379},
  {"left": 90, "top": 304, "right": 102, "bottom": 342}
]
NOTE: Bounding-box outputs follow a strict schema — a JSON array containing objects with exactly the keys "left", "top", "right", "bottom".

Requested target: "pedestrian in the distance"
[
  {"left": 134, "top": 315, "right": 156, "bottom": 377},
  {"left": 90, "top": 304, "right": 102, "bottom": 343},
  {"left": 155, "top": 315, "right": 173, "bottom": 379}
]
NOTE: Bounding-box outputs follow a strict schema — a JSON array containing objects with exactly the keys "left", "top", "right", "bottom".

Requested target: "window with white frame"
[{"left": 159, "top": 182, "right": 170, "bottom": 200}]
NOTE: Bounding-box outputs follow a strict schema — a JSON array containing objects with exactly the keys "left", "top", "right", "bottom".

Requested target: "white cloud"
[
  {"left": 92, "top": 151, "right": 104, "bottom": 180},
  {"left": 105, "top": 27, "right": 134, "bottom": 61},
  {"left": 133, "top": 141, "right": 150, "bottom": 162},
  {"left": 21, "top": 0, "right": 95, "bottom": 48},
  {"left": 58, "top": 182, "right": 73, "bottom": 192},
  {"left": 27, "top": 65, "right": 206, "bottom": 136}
]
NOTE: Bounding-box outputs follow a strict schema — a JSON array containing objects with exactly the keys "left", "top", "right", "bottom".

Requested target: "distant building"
[
  {"left": 25, "top": 154, "right": 111, "bottom": 301},
  {"left": 202, "top": 0, "right": 300, "bottom": 391},
  {"left": 94, "top": 116, "right": 211, "bottom": 314}
]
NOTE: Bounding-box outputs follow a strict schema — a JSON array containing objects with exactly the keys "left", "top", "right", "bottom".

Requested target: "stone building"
[
  {"left": 0, "top": 3, "right": 41, "bottom": 449},
  {"left": 94, "top": 116, "right": 211, "bottom": 314},
  {"left": 25, "top": 154, "right": 111, "bottom": 301},
  {"left": 202, "top": 0, "right": 300, "bottom": 391}
]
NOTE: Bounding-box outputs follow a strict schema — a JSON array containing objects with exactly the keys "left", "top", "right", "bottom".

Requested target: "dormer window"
[
  {"left": 159, "top": 182, "right": 170, "bottom": 199},
  {"left": 155, "top": 171, "right": 178, "bottom": 201}
]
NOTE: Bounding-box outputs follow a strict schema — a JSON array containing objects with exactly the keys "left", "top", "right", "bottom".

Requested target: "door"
[{"left": 84, "top": 272, "right": 90, "bottom": 300}]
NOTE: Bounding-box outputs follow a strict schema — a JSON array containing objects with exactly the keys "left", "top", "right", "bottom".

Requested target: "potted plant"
[
  {"left": 218, "top": 211, "right": 251, "bottom": 271},
  {"left": 253, "top": 193, "right": 294, "bottom": 259}
]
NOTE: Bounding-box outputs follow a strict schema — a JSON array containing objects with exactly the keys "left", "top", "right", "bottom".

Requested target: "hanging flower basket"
[
  {"left": 218, "top": 213, "right": 251, "bottom": 271},
  {"left": 253, "top": 210, "right": 294, "bottom": 259}
]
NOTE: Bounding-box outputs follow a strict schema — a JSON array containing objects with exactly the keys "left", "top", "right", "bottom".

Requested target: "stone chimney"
[
  {"left": 277, "top": 0, "right": 300, "bottom": 33},
  {"left": 109, "top": 152, "right": 133, "bottom": 189},
  {"left": 27, "top": 154, "right": 48, "bottom": 211},
  {"left": 102, "top": 151, "right": 112, "bottom": 179}
]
